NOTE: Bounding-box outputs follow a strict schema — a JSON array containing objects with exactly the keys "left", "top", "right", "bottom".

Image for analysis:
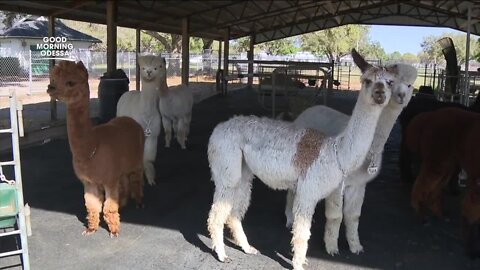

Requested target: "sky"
[{"left": 369, "top": 25, "right": 479, "bottom": 55}]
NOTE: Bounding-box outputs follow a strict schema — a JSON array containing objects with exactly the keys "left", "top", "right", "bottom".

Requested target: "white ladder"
[{"left": 0, "top": 89, "right": 30, "bottom": 270}]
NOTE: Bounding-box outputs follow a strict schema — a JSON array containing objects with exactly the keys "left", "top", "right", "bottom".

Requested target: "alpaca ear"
[
  {"left": 387, "top": 63, "right": 418, "bottom": 84},
  {"left": 138, "top": 56, "right": 145, "bottom": 67},
  {"left": 76, "top": 61, "right": 89, "bottom": 79},
  {"left": 351, "top": 49, "right": 371, "bottom": 73}
]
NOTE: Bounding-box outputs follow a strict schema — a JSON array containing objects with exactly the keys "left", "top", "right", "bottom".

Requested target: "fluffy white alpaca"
[
  {"left": 206, "top": 49, "right": 396, "bottom": 270},
  {"left": 116, "top": 55, "right": 163, "bottom": 186},
  {"left": 285, "top": 63, "right": 418, "bottom": 256},
  {"left": 158, "top": 60, "right": 193, "bottom": 149}
]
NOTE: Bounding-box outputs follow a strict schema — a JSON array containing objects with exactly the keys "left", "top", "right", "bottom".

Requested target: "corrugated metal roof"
[
  {"left": 0, "top": 17, "right": 101, "bottom": 43},
  {"left": 0, "top": 1, "right": 478, "bottom": 44}
]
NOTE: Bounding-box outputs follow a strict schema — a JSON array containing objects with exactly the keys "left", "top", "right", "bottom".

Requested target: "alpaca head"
[
  {"left": 47, "top": 60, "right": 89, "bottom": 106},
  {"left": 138, "top": 55, "right": 166, "bottom": 82},
  {"left": 352, "top": 49, "right": 393, "bottom": 107},
  {"left": 385, "top": 63, "right": 418, "bottom": 107}
]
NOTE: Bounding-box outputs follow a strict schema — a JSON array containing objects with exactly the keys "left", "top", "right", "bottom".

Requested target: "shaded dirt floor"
[{"left": 1, "top": 88, "right": 479, "bottom": 270}]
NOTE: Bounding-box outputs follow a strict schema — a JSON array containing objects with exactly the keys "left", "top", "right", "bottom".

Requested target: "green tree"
[
  {"left": 0, "top": 11, "right": 23, "bottom": 30},
  {"left": 301, "top": 25, "right": 370, "bottom": 62},
  {"left": 360, "top": 41, "right": 387, "bottom": 63},
  {"left": 420, "top": 33, "right": 478, "bottom": 65},
  {"left": 401, "top": 52, "right": 418, "bottom": 64},
  {"left": 258, "top": 37, "right": 298, "bottom": 55},
  {"left": 389, "top": 51, "right": 402, "bottom": 62}
]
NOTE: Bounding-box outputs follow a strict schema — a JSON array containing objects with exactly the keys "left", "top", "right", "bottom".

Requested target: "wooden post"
[
  {"left": 136, "top": 28, "right": 141, "bottom": 90},
  {"left": 48, "top": 16, "right": 57, "bottom": 121},
  {"left": 223, "top": 28, "right": 230, "bottom": 96},
  {"left": 247, "top": 34, "right": 255, "bottom": 87},
  {"left": 106, "top": 0, "right": 117, "bottom": 73},
  {"left": 181, "top": 17, "right": 190, "bottom": 86}
]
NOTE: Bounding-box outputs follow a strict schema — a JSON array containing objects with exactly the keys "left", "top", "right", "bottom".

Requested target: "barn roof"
[{"left": 0, "top": 1, "right": 478, "bottom": 43}]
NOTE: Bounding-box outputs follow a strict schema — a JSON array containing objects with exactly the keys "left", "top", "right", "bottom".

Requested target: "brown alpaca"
[
  {"left": 47, "top": 60, "right": 145, "bottom": 237},
  {"left": 406, "top": 107, "right": 480, "bottom": 258}
]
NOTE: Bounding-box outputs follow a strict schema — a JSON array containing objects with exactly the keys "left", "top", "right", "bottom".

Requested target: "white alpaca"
[
  {"left": 206, "top": 49, "right": 396, "bottom": 270},
  {"left": 285, "top": 63, "right": 418, "bottom": 256},
  {"left": 117, "top": 55, "right": 164, "bottom": 186},
  {"left": 158, "top": 60, "right": 193, "bottom": 149}
]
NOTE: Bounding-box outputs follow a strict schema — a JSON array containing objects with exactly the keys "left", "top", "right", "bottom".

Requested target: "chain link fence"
[{"left": 0, "top": 49, "right": 220, "bottom": 94}]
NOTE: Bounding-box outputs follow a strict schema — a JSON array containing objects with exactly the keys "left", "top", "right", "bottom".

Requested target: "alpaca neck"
[
  {"left": 66, "top": 86, "right": 97, "bottom": 162},
  {"left": 139, "top": 82, "right": 159, "bottom": 113},
  {"left": 336, "top": 92, "right": 384, "bottom": 172},
  {"left": 368, "top": 105, "right": 402, "bottom": 156},
  {"left": 158, "top": 74, "right": 169, "bottom": 97}
]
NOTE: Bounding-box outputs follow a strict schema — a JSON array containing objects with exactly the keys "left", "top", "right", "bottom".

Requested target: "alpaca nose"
[
  {"left": 147, "top": 70, "right": 152, "bottom": 76},
  {"left": 397, "top": 92, "right": 405, "bottom": 104},
  {"left": 372, "top": 82, "right": 386, "bottom": 104}
]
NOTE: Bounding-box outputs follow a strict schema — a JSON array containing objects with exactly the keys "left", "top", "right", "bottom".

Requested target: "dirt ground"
[{"left": 0, "top": 88, "right": 479, "bottom": 270}]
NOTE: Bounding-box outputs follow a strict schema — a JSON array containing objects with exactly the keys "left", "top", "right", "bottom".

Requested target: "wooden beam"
[
  {"left": 107, "top": 0, "right": 117, "bottom": 73},
  {"left": 181, "top": 17, "right": 190, "bottom": 86},
  {"left": 48, "top": 15, "right": 57, "bottom": 121},
  {"left": 136, "top": 28, "right": 141, "bottom": 91}
]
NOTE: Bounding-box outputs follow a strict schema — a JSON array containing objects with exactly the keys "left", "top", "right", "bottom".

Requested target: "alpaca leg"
[
  {"left": 143, "top": 136, "right": 158, "bottom": 185},
  {"left": 343, "top": 184, "right": 366, "bottom": 254},
  {"left": 207, "top": 186, "right": 235, "bottom": 262},
  {"left": 176, "top": 118, "right": 187, "bottom": 149},
  {"left": 291, "top": 197, "right": 315, "bottom": 270},
  {"left": 399, "top": 135, "right": 414, "bottom": 182},
  {"left": 185, "top": 113, "right": 192, "bottom": 139},
  {"left": 83, "top": 183, "right": 103, "bottom": 235},
  {"left": 119, "top": 174, "right": 129, "bottom": 208},
  {"left": 285, "top": 189, "right": 295, "bottom": 228},
  {"left": 162, "top": 116, "right": 172, "bottom": 148},
  {"left": 103, "top": 185, "right": 121, "bottom": 237},
  {"left": 129, "top": 168, "right": 144, "bottom": 208},
  {"left": 324, "top": 186, "right": 343, "bottom": 256},
  {"left": 226, "top": 168, "right": 257, "bottom": 255}
]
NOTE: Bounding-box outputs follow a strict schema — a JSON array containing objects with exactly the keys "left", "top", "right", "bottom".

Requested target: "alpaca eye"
[
  {"left": 408, "top": 84, "right": 412, "bottom": 88},
  {"left": 364, "top": 79, "right": 372, "bottom": 85},
  {"left": 142, "top": 67, "right": 145, "bottom": 70},
  {"left": 386, "top": 80, "right": 393, "bottom": 86},
  {"left": 154, "top": 68, "right": 157, "bottom": 70},
  {"left": 66, "top": 81, "right": 76, "bottom": 87}
]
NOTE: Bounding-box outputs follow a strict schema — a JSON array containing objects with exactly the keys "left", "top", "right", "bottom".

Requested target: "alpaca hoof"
[
  {"left": 244, "top": 245, "right": 258, "bottom": 255},
  {"left": 147, "top": 179, "right": 156, "bottom": 186},
  {"left": 325, "top": 244, "right": 339, "bottom": 256},
  {"left": 217, "top": 253, "right": 230, "bottom": 263},
  {"left": 110, "top": 231, "right": 119, "bottom": 238},
  {"left": 349, "top": 243, "right": 364, "bottom": 254},
  {"left": 286, "top": 218, "right": 293, "bottom": 229},
  {"left": 82, "top": 228, "right": 97, "bottom": 236}
]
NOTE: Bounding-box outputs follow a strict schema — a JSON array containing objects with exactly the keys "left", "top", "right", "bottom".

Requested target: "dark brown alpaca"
[
  {"left": 406, "top": 107, "right": 480, "bottom": 258},
  {"left": 47, "top": 60, "right": 145, "bottom": 237}
]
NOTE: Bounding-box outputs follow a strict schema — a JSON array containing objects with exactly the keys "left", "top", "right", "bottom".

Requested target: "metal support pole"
[
  {"left": 181, "top": 17, "right": 190, "bottom": 86},
  {"left": 464, "top": 4, "right": 472, "bottom": 106},
  {"left": 217, "top": 40, "right": 222, "bottom": 71},
  {"left": 48, "top": 16, "right": 57, "bottom": 120},
  {"left": 136, "top": 28, "right": 141, "bottom": 90},
  {"left": 223, "top": 28, "right": 230, "bottom": 96},
  {"left": 107, "top": 0, "right": 117, "bottom": 73},
  {"left": 247, "top": 34, "right": 255, "bottom": 87}
]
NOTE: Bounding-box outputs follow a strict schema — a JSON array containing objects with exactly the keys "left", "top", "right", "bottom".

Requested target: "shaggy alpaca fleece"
[
  {"left": 117, "top": 55, "right": 164, "bottom": 186},
  {"left": 407, "top": 107, "right": 480, "bottom": 258},
  {"left": 286, "top": 63, "right": 417, "bottom": 256},
  {"left": 48, "top": 60, "right": 144, "bottom": 237},
  {"left": 206, "top": 49, "right": 394, "bottom": 270},
  {"left": 157, "top": 58, "right": 193, "bottom": 149}
]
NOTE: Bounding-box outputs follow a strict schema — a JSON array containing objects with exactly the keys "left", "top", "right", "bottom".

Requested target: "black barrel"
[{"left": 98, "top": 69, "right": 129, "bottom": 123}]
